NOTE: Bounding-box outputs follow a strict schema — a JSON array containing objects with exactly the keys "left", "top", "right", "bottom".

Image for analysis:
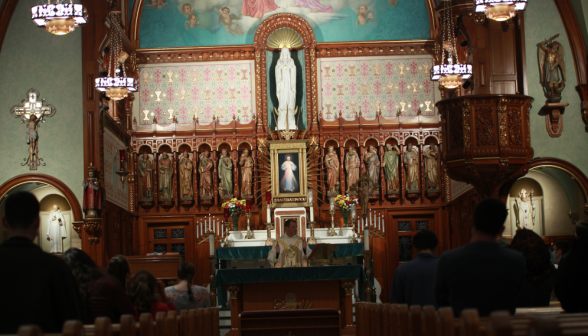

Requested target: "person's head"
[
  {"left": 359, "top": 5, "right": 367, "bottom": 13},
  {"left": 221, "top": 149, "right": 228, "bottom": 156},
  {"left": 222, "top": 7, "right": 230, "bottom": 14},
  {"left": 576, "top": 220, "right": 588, "bottom": 239},
  {"left": 473, "top": 198, "right": 507, "bottom": 236},
  {"left": 369, "top": 145, "right": 375, "bottom": 152},
  {"left": 177, "top": 260, "right": 196, "bottom": 301},
  {"left": 286, "top": 155, "right": 291, "bottom": 162},
  {"left": 367, "top": 11, "right": 374, "bottom": 19},
  {"left": 328, "top": 145, "right": 334, "bottom": 153},
  {"left": 63, "top": 248, "right": 104, "bottom": 303},
  {"left": 2, "top": 191, "right": 40, "bottom": 240},
  {"left": 554, "top": 240, "right": 571, "bottom": 262},
  {"left": 53, "top": 204, "right": 58, "bottom": 211},
  {"left": 284, "top": 219, "right": 298, "bottom": 237},
  {"left": 280, "top": 47, "right": 290, "bottom": 59},
  {"left": 243, "top": 148, "right": 249, "bottom": 155},
  {"left": 385, "top": 143, "right": 392, "bottom": 151},
  {"left": 496, "top": 237, "right": 511, "bottom": 248},
  {"left": 189, "top": 14, "right": 198, "bottom": 26},
  {"left": 107, "top": 255, "right": 131, "bottom": 291},
  {"left": 157, "top": 0, "right": 166, "bottom": 6},
  {"left": 407, "top": 143, "right": 413, "bottom": 151},
  {"left": 182, "top": 3, "right": 192, "bottom": 14},
  {"left": 358, "top": 13, "right": 366, "bottom": 24},
  {"left": 510, "top": 229, "right": 554, "bottom": 282},
  {"left": 130, "top": 270, "right": 157, "bottom": 314},
  {"left": 413, "top": 230, "right": 438, "bottom": 253},
  {"left": 349, "top": 146, "right": 356, "bottom": 154}
]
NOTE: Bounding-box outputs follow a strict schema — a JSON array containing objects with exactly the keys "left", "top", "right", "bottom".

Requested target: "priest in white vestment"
[
  {"left": 267, "top": 219, "right": 312, "bottom": 268},
  {"left": 46, "top": 205, "right": 67, "bottom": 253},
  {"left": 275, "top": 47, "right": 297, "bottom": 130}
]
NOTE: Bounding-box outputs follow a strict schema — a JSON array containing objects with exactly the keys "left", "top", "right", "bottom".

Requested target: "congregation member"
[
  {"left": 63, "top": 248, "right": 134, "bottom": 323},
  {"left": 165, "top": 260, "right": 211, "bottom": 312},
  {"left": 107, "top": 255, "right": 132, "bottom": 293},
  {"left": 555, "top": 220, "right": 588, "bottom": 313},
  {"left": 389, "top": 230, "right": 438, "bottom": 306},
  {"left": 131, "top": 270, "right": 176, "bottom": 317},
  {"left": 553, "top": 240, "right": 571, "bottom": 267},
  {"left": 434, "top": 198, "right": 526, "bottom": 316},
  {"left": 510, "top": 229, "right": 556, "bottom": 307},
  {"left": 0, "top": 192, "right": 83, "bottom": 333}
]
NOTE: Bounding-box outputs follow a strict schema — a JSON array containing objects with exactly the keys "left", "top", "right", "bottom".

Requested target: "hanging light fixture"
[
  {"left": 31, "top": 0, "right": 88, "bottom": 35},
  {"left": 475, "top": 0, "right": 527, "bottom": 22},
  {"left": 95, "top": 12, "right": 137, "bottom": 101},
  {"left": 431, "top": 0, "right": 473, "bottom": 90}
]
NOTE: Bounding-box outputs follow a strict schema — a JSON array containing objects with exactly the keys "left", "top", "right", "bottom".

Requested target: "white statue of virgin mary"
[{"left": 275, "top": 47, "right": 297, "bottom": 130}]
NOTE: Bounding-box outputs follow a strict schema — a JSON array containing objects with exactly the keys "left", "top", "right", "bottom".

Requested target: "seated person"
[
  {"left": 63, "top": 248, "right": 134, "bottom": 323},
  {"left": 130, "top": 270, "right": 176, "bottom": 318},
  {"left": 165, "top": 260, "right": 210, "bottom": 312},
  {"left": 267, "top": 219, "right": 312, "bottom": 268},
  {"left": 107, "top": 255, "right": 131, "bottom": 293}
]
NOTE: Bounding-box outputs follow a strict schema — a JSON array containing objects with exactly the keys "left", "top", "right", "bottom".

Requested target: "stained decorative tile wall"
[
  {"left": 138, "top": 61, "right": 255, "bottom": 125},
  {"left": 318, "top": 57, "right": 435, "bottom": 120}
]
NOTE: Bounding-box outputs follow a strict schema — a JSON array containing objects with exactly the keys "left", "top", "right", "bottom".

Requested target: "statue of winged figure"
[{"left": 538, "top": 34, "right": 566, "bottom": 102}]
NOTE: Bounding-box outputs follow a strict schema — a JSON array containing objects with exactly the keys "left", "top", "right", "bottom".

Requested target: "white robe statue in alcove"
[
  {"left": 275, "top": 47, "right": 297, "bottom": 130},
  {"left": 513, "top": 188, "right": 536, "bottom": 230},
  {"left": 46, "top": 205, "right": 67, "bottom": 253}
]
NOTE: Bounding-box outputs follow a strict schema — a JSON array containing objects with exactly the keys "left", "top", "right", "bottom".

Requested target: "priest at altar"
[{"left": 267, "top": 219, "right": 312, "bottom": 267}]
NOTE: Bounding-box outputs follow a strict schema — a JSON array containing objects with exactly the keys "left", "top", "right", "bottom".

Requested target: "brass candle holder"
[
  {"left": 265, "top": 222, "right": 274, "bottom": 246},
  {"left": 350, "top": 215, "right": 358, "bottom": 243},
  {"left": 328, "top": 208, "right": 337, "bottom": 236},
  {"left": 244, "top": 211, "right": 254, "bottom": 239},
  {"left": 308, "top": 221, "right": 318, "bottom": 245},
  {"left": 223, "top": 221, "right": 231, "bottom": 247}
]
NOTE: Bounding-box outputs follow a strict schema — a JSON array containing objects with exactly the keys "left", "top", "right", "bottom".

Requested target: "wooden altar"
[{"left": 216, "top": 265, "right": 362, "bottom": 336}]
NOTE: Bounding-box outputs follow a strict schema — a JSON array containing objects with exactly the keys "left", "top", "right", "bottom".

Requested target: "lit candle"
[
  {"left": 309, "top": 189, "right": 314, "bottom": 222},
  {"left": 364, "top": 228, "right": 369, "bottom": 251},
  {"left": 266, "top": 191, "right": 272, "bottom": 224}
]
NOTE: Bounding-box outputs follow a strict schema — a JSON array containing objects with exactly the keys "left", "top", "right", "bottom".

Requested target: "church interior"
[{"left": 1, "top": 0, "right": 588, "bottom": 335}]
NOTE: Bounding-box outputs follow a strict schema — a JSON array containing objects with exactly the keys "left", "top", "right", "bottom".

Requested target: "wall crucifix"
[{"left": 10, "top": 88, "right": 56, "bottom": 170}]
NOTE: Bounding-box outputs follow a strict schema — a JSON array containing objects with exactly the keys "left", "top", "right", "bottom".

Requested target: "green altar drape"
[{"left": 214, "top": 243, "right": 364, "bottom": 261}]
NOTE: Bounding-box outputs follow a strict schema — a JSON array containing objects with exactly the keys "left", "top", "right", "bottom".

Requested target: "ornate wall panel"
[
  {"left": 136, "top": 61, "right": 256, "bottom": 126},
  {"left": 318, "top": 56, "right": 436, "bottom": 119}
]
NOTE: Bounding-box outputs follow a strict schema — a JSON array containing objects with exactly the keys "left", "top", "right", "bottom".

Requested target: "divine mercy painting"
[{"left": 278, "top": 153, "right": 300, "bottom": 193}]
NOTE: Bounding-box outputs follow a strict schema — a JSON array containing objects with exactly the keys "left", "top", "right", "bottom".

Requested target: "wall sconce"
[{"left": 116, "top": 149, "right": 130, "bottom": 182}]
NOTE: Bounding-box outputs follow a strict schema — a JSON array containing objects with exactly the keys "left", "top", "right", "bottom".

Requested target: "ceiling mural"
[{"left": 137, "top": 0, "right": 431, "bottom": 48}]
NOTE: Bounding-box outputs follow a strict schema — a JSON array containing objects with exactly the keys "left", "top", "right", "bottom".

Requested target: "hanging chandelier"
[
  {"left": 31, "top": 0, "right": 88, "bottom": 35},
  {"left": 95, "top": 12, "right": 137, "bottom": 101},
  {"left": 431, "top": 0, "right": 472, "bottom": 90},
  {"left": 475, "top": 0, "right": 527, "bottom": 22}
]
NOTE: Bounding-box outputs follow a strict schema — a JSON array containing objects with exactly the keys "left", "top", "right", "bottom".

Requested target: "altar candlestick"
[
  {"left": 382, "top": 215, "right": 385, "bottom": 233},
  {"left": 378, "top": 215, "right": 381, "bottom": 231},
  {"left": 208, "top": 215, "right": 212, "bottom": 232},
  {"left": 364, "top": 228, "right": 370, "bottom": 251},
  {"left": 196, "top": 224, "right": 199, "bottom": 239},
  {"left": 209, "top": 232, "right": 215, "bottom": 255},
  {"left": 310, "top": 207, "right": 314, "bottom": 222}
]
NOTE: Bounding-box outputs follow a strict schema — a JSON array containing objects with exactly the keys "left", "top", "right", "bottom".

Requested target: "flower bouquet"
[
  {"left": 334, "top": 194, "right": 359, "bottom": 227},
  {"left": 222, "top": 198, "right": 246, "bottom": 230}
]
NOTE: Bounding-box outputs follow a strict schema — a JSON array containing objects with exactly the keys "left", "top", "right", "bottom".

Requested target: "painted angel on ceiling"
[{"left": 538, "top": 34, "right": 566, "bottom": 102}]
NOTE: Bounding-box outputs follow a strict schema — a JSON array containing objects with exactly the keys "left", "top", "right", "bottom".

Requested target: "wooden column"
[
  {"left": 340, "top": 280, "right": 356, "bottom": 334},
  {"left": 227, "top": 285, "right": 242, "bottom": 336},
  {"left": 212, "top": 150, "right": 219, "bottom": 207},
  {"left": 193, "top": 150, "right": 199, "bottom": 207},
  {"left": 339, "top": 146, "right": 346, "bottom": 195}
]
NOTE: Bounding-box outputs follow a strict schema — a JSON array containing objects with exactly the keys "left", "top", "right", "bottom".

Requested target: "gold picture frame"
[{"left": 268, "top": 139, "right": 309, "bottom": 208}]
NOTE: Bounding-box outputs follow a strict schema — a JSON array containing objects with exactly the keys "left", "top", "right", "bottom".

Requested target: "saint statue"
[
  {"left": 404, "top": 143, "right": 419, "bottom": 192},
  {"left": 345, "top": 146, "right": 360, "bottom": 194},
  {"left": 325, "top": 146, "right": 339, "bottom": 196},
  {"left": 356, "top": 174, "right": 372, "bottom": 218},
  {"left": 267, "top": 219, "right": 312, "bottom": 268},
  {"left": 138, "top": 153, "right": 153, "bottom": 200},
  {"left": 239, "top": 149, "right": 253, "bottom": 197},
  {"left": 363, "top": 145, "right": 380, "bottom": 193},
  {"left": 218, "top": 149, "right": 233, "bottom": 199},
  {"left": 158, "top": 152, "right": 173, "bottom": 200},
  {"left": 199, "top": 150, "right": 213, "bottom": 199},
  {"left": 46, "top": 205, "right": 66, "bottom": 254},
  {"left": 275, "top": 47, "right": 297, "bottom": 130},
  {"left": 82, "top": 164, "right": 102, "bottom": 218},
  {"left": 539, "top": 34, "right": 566, "bottom": 101},
  {"left": 423, "top": 145, "right": 439, "bottom": 191},
  {"left": 179, "top": 151, "right": 193, "bottom": 199},
  {"left": 280, "top": 155, "right": 298, "bottom": 192},
  {"left": 382, "top": 143, "right": 400, "bottom": 193},
  {"left": 513, "top": 188, "right": 535, "bottom": 230}
]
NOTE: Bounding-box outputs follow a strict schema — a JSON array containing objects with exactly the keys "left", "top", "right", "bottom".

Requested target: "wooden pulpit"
[{"left": 126, "top": 253, "right": 180, "bottom": 284}]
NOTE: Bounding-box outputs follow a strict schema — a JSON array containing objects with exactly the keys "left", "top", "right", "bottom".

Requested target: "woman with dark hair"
[
  {"left": 510, "top": 229, "right": 556, "bottom": 307},
  {"left": 63, "top": 248, "right": 134, "bottom": 323},
  {"left": 130, "top": 270, "right": 175, "bottom": 316},
  {"left": 165, "top": 260, "right": 210, "bottom": 311},
  {"left": 107, "top": 255, "right": 131, "bottom": 292}
]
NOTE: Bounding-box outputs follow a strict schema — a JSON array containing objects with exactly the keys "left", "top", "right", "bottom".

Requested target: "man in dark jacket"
[
  {"left": 390, "top": 230, "right": 438, "bottom": 306},
  {"left": 434, "top": 198, "right": 526, "bottom": 316},
  {"left": 0, "top": 192, "right": 83, "bottom": 333},
  {"left": 555, "top": 220, "right": 588, "bottom": 313}
]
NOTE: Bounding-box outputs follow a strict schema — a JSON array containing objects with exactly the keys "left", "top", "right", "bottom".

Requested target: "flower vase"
[
  {"left": 229, "top": 208, "right": 242, "bottom": 230},
  {"left": 340, "top": 210, "right": 351, "bottom": 227}
]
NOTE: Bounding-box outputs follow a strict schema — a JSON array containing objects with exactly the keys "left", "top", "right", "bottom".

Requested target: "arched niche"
[
  {"left": 254, "top": 14, "right": 316, "bottom": 134},
  {"left": 344, "top": 138, "right": 359, "bottom": 148},
  {"left": 158, "top": 144, "right": 173, "bottom": 153},
  {"left": 138, "top": 144, "right": 153, "bottom": 154}
]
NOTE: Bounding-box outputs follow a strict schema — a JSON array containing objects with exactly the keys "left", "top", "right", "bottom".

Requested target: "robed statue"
[
  {"left": 345, "top": 146, "right": 360, "bottom": 195},
  {"left": 423, "top": 145, "right": 439, "bottom": 191},
  {"left": 158, "top": 152, "right": 173, "bottom": 200},
  {"left": 46, "top": 205, "right": 67, "bottom": 253},
  {"left": 199, "top": 151, "right": 213, "bottom": 199},
  {"left": 325, "top": 146, "right": 339, "bottom": 196},
  {"left": 239, "top": 149, "right": 253, "bottom": 197},
  {"left": 275, "top": 47, "right": 297, "bottom": 130},
  {"left": 179, "top": 151, "right": 193, "bottom": 199},
  {"left": 138, "top": 153, "right": 153, "bottom": 200},
  {"left": 538, "top": 34, "right": 566, "bottom": 101},
  {"left": 82, "top": 163, "right": 102, "bottom": 218},
  {"left": 382, "top": 143, "right": 400, "bottom": 193},
  {"left": 404, "top": 143, "right": 419, "bottom": 192},
  {"left": 364, "top": 145, "right": 380, "bottom": 193},
  {"left": 513, "top": 188, "right": 536, "bottom": 230},
  {"left": 218, "top": 149, "right": 233, "bottom": 199}
]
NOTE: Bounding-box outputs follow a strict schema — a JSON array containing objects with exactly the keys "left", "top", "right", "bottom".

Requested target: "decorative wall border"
[{"left": 315, "top": 40, "right": 434, "bottom": 58}]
